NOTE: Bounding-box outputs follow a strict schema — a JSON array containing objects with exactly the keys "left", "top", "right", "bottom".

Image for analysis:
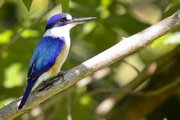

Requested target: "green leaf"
[
  {"left": 4, "top": 63, "right": 23, "bottom": 88},
  {"left": 151, "top": 32, "right": 180, "bottom": 48},
  {"left": 0, "top": 30, "right": 13, "bottom": 44},
  {"left": 61, "top": 0, "right": 69, "bottom": 13},
  {"left": 21, "top": 29, "right": 39, "bottom": 38},
  {"left": 22, "top": 0, "right": 33, "bottom": 11},
  {"left": 151, "top": 33, "right": 171, "bottom": 48},
  {"left": 164, "top": 32, "right": 180, "bottom": 44}
]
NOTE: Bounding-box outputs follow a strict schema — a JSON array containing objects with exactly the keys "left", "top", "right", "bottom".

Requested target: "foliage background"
[{"left": 0, "top": 0, "right": 180, "bottom": 120}]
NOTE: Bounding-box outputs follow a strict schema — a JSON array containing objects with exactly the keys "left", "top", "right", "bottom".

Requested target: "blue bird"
[{"left": 18, "top": 13, "right": 95, "bottom": 109}]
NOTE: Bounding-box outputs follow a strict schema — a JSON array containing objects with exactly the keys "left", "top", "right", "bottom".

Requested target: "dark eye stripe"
[
  {"left": 45, "top": 17, "right": 69, "bottom": 31},
  {"left": 59, "top": 18, "right": 67, "bottom": 22}
]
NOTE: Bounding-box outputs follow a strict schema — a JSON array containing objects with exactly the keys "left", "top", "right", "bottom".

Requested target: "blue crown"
[{"left": 45, "top": 13, "right": 71, "bottom": 30}]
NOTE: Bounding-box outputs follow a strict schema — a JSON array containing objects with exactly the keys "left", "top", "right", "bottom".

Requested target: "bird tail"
[{"left": 18, "top": 80, "right": 35, "bottom": 109}]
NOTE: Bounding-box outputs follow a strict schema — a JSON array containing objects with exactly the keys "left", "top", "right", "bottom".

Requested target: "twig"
[{"left": 0, "top": 10, "right": 179, "bottom": 120}]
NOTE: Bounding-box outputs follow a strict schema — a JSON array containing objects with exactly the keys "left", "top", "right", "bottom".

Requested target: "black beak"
[{"left": 68, "top": 17, "right": 96, "bottom": 24}]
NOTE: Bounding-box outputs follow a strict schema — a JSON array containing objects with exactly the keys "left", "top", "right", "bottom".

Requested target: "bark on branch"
[{"left": 0, "top": 10, "right": 179, "bottom": 120}]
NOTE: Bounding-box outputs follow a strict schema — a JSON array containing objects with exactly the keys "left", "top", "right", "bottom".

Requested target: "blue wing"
[
  {"left": 18, "top": 36, "right": 65, "bottom": 109},
  {"left": 28, "top": 36, "right": 65, "bottom": 80}
]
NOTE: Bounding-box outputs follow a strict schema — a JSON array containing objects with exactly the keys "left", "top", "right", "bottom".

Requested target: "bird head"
[{"left": 45, "top": 13, "right": 96, "bottom": 31}]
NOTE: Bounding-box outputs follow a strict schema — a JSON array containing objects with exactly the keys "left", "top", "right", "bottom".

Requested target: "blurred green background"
[{"left": 0, "top": 0, "right": 180, "bottom": 120}]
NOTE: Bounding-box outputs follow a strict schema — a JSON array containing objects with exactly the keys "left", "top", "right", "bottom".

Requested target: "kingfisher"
[{"left": 18, "top": 13, "right": 95, "bottom": 109}]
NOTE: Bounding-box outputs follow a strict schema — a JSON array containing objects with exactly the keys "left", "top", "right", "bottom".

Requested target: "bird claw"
[
  {"left": 38, "top": 71, "right": 65, "bottom": 92},
  {"left": 56, "top": 71, "right": 65, "bottom": 81}
]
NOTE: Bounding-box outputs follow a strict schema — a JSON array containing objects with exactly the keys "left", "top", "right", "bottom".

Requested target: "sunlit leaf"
[
  {"left": 151, "top": 32, "right": 180, "bottom": 48},
  {"left": 21, "top": 29, "right": 39, "bottom": 38},
  {"left": 164, "top": 32, "right": 180, "bottom": 44},
  {"left": 80, "top": 95, "right": 92, "bottom": 105},
  {"left": 0, "top": 30, "right": 13, "bottom": 44},
  {"left": 4, "top": 63, "right": 23, "bottom": 88},
  {"left": 97, "top": 0, "right": 112, "bottom": 19},
  {"left": 29, "top": 0, "right": 49, "bottom": 18},
  {"left": 82, "top": 21, "right": 96, "bottom": 34},
  {"left": 151, "top": 33, "right": 171, "bottom": 48}
]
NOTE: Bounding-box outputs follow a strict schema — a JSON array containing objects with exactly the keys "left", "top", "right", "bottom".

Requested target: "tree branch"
[{"left": 0, "top": 10, "right": 179, "bottom": 120}]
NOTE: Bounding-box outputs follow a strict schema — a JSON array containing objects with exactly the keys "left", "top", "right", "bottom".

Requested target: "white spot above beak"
[{"left": 66, "top": 14, "right": 72, "bottom": 20}]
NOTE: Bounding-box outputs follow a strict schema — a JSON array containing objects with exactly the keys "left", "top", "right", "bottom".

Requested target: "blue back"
[{"left": 28, "top": 36, "right": 65, "bottom": 81}]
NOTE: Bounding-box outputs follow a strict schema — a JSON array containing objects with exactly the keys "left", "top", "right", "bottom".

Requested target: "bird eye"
[{"left": 59, "top": 18, "right": 66, "bottom": 22}]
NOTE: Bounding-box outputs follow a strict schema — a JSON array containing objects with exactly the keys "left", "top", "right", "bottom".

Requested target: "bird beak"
[{"left": 68, "top": 17, "right": 96, "bottom": 24}]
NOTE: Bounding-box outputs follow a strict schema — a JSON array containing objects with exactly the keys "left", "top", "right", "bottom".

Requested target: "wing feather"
[{"left": 28, "top": 36, "right": 65, "bottom": 81}]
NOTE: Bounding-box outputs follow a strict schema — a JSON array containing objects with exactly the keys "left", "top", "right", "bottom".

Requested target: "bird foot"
[
  {"left": 38, "top": 71, "right": 65, "bottom": 92},
  {"left": 56, "top": 71, "right": 65, "bottom": 81}
]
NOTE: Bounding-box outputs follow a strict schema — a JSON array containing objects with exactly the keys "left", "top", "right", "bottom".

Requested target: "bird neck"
[
  {"left": 43, "top": 24, "right": 75, "bottom": 40},
  {"left": 43, "top": 24, "right": 75, "bottom": 48}
]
